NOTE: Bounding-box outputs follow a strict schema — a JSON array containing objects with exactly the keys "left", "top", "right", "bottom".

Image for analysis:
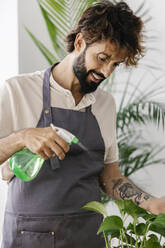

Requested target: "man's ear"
[{"left": 74, "top": 33, "right": 86, "bottom": 53}]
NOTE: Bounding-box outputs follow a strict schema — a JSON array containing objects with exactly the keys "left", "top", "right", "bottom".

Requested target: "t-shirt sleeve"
[
  {"left": 104, "top": 95, "right": 119, "bottom": 165},
  {"left": 0, "top": 80, "right": 15, "bottom": 139},
  {"left": 104, "top": 135, "right": 119, "bottom": 164},
  {"left": 0, "top": 80, "right": 15, "bottom": 181}
]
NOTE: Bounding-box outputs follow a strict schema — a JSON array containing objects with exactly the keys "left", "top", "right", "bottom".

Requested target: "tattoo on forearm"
[
  {"left": 144, "top": 194, "right": 150, "bottom": 201},
  {"left": 112, "top": 178, "right": 123, "bottom": 190},
  {"left": 112, "top": 178, "right": 151, "bottom": 205}
]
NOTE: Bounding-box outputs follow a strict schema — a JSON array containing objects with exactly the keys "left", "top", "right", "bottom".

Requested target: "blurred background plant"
[{"left": 26, "top": 0, "right": 165, "bottom": 203}]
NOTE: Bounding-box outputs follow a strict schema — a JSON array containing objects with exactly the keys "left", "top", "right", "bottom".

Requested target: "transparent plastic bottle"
[
  {"left": 9, "top": 124, "right": 79, "bottom": 182},
  {"left": 9, "top": 148, "right": 44, "bottom": 181}
]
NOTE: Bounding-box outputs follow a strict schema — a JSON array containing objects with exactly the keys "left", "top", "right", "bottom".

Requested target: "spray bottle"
[{"left": 9, "top": 124, "right": 79, "bottom": 182}]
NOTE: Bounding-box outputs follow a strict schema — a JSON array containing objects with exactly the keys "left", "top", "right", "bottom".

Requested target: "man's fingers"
[
  {"left": 37, "top": 142, "right": 66, "bottom": 160},
  {"left": 52, "top": 133, "right": 70, "bottom": 153},
  {"left": 48, "top": 140, "right": 66, "bottom": 160},
  {"left": 43, "top": 146, "right": 55, "bottom": 158},
  {"left": 24, "top": 127, "right": 70, "bottom": 160},
  {"left": 38, "top": 150, "right": 49, "bottom": 160}
]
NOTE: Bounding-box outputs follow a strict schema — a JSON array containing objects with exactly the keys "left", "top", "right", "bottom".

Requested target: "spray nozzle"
[{"left": 50, "top": 123, "right": 79, "bottom": 145}]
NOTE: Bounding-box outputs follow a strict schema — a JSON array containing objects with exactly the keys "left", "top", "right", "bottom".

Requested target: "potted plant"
[{"left": 83, "top": 200, "right": 165, "bottom": 248}]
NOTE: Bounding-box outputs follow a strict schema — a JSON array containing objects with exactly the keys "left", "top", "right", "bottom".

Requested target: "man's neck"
[{"left": 51, "top": 55, "right": 84, "bottom": 105}]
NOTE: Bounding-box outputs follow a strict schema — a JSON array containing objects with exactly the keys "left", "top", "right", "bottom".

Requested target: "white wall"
[
  {"left": 0, "top": 0, "right": 18, "bottom": 244},
  {"left": 18, "top": 0, "right": 51, "bottom": 73},
  {"left": 0, "top": 1, "right": 18, "bottom": 81}
]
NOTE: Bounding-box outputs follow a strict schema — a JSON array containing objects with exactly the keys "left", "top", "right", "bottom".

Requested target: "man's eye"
[{"left": 98, "top": 56, "right": 106, "bottom": 62}]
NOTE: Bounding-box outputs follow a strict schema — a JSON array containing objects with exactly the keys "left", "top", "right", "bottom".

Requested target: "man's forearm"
[
  {"left": 0, "top": 130, "right": 25, "bottom": 165},
  {"left": 101, "top": 174, "right": 153, "bottom": 207},
  {"left": 100, "top": 162, "right": 165, "bottom": 214},
  {"left": 111, "top": 176, "right": 152, "bottom": 206}
]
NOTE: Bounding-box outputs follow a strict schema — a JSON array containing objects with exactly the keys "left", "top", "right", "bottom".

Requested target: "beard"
[{"left": 73, "top": 48, "right": 105, "bottom": 94}]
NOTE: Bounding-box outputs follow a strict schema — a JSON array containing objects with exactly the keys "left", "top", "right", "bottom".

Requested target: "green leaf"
[
  {"left": 118, "top": 139, "right": 152, "bottom": 177},
  {"left": 25, "top": 27, "right": 57, "bottom": 64},
  {"left": 153, "top": 214, "right": 165, "bottom": 228},
  {"left": 115, "top": 200, "right": 148, "bottom": 220},
  {"left": 143, "top": 213, "right": 156, "bottom": 222},
  {"left": 145, "top": 239, "right": 162, "bottom": 248},
  {"left": 127, "top": 223, "right": 134, "bottom": 232},
  {"left": 82, "top": 201, "right": 107, "bottom": 218},
  {"left": 38, "top": 2, "right": 60, "bottom": 53},
  {"left": 119, "top": 136, "right": 165, "bottom": 177},
  {"left": 114, "top": 199, "right": 126, "bottom": 215},
  {"left": 109, "top": 230, "right": 120, "bottom": 239},
  {"left": 40, "top": 0, "right": 69, "bottom": 33},
  {"left": 117, "top": 101, "right": 165, "bottom": 132},
  {"left": 148, "top": 234, "right": 159, "bottom": 242},
  {"left": 122, "top": 233, "right": 136, "bottom": 245},
  {"left": 104, "top": 229, "right": 120, "bottom": 237},
  {"left": 101, "top": 191, "right": 111, "bottom": 204},
  {"left": 97, "top": 216, "right": 123, "bottom": 234},
  {"left": 135, "top": 223, "right": 146, "bottom": 235},
  {"left": 34, "top": 0, "right": 100, "bottom": 61},
  {"left": 149, "top": 223, "right": 165, "bottom": 237}
]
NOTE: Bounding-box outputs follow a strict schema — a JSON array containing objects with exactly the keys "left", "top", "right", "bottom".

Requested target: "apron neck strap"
[
  {"left": 42, "top": 62, "right": 92, "bottom": 126},
  {"left": 43, "top": 63, "right": 59, "bottom": 126},
  {"left": 86, "top": 105, "right": 92, "bottom": 112}
]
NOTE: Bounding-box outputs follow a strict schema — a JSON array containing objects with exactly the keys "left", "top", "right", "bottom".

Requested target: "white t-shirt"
[{"left": 0, "top": 69, "right": 118, "bottom": 179}]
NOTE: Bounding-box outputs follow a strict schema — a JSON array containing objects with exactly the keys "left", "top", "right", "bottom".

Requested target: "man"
[{"left": 0, "top": 1, "right": 165, "bottom": 247}]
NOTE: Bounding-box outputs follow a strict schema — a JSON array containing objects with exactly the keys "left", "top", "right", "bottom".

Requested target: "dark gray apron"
[{"left": 1, "top": 64, "right": 106, "bottom": 248}]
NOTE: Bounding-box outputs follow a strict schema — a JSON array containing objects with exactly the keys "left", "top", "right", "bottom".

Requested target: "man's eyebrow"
[
  {"left": 98, "top": 52, "right": 111, "bottom": 58},
  {"left": 98, "top": 52, "right": 125, "bottom": 63}
]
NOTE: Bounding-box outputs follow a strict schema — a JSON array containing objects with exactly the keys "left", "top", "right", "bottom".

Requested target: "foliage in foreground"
[{"left": 83, "top": 200, "right": 165, "bottom": 248}]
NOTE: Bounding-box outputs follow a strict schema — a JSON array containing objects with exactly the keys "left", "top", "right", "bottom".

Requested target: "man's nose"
[{"left": 100, "top": 64, "right": 114, "bottom": 78}]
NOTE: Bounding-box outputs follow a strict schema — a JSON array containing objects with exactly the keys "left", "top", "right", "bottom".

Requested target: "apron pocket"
[
  {"left": 17, "top": 212, "right": 104, "bottom": 248},
  {"left": 19, "top": 230, "right": 54, "bottom": 248},
  {"left": 17, "top": 215, "right": 55, "bottom": 248}
]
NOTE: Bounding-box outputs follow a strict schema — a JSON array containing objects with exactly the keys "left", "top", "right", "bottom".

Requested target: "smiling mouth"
[{"left": 90, "top": 72, "right": 103, "bottom": 83}]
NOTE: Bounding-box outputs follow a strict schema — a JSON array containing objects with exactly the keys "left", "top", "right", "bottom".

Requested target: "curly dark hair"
[{"left": 66, "top": 0, "right": 145, "bottom": 66}]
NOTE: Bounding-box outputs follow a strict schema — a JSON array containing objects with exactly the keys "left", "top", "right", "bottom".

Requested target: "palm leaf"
[
  {"left": 117, "top": 101, "right": 165, "bottom": 131},
  {"left": 25, "top": 27, "right": 57, "bottom": 64},
  {"left": 26, "top": 0, "right": 99, "bottom": 63},
  {"left": 38, "top": 2, "right": 61, "bottom": 53},
  {"left": 118, "top": 139, "right": 165, "bottom": 177}
]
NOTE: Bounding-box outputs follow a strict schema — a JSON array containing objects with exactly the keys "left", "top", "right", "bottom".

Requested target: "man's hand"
[
  {"left": 0, "top": 126, "right": 70, "bottom": 182},
  {"left": 140, "top": 196, "right": 165, "bottom": 215},
  {"left": 21, "top": 127, "right": 70, "bottom": 160}
]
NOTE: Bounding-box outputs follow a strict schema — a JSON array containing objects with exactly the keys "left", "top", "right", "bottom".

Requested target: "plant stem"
[
  {"left": 120, "top": 230, "right": 124, "bottom": 248},
  {"left": 130, "top": 232, "right": 133, "bottom": 247},
  {"left": 159, "top": 234, "right": 162, "bottom": 244},
  {"left": 133, "top": 220, "right": 139, "bottom": 248},
  {"left": 108, "top": 235, "right": 112, "bottom": 247},
  {"left": 103, "top": 231, "right": 109, "bottom": 248},
  {"left": 118, "top": 233, "right": 121, "bottom": 247},
  {"left": 139, "top": 223, "right": 151, "bottom": 248},
  {"left": 122, "top": 229, "right": 129, "bottom": 248}
]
